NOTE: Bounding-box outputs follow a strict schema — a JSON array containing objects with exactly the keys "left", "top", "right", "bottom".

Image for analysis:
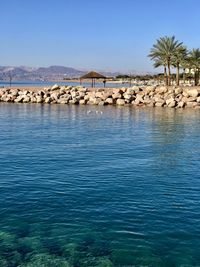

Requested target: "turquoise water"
[{"left": 0, "top": 103, "right": 200, "bottom": 267}]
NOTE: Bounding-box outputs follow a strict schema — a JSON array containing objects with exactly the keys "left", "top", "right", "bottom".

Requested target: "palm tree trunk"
[
  {"left": 176, "top": 63, "right": 180, "bottom": 86},
  {"left": 164, "top": 66, "right": 168, "bottom": 86},
  {"left": 167, "top": 59, "right": 171, "bottom": 86},
  {"left": 194, "top": 70, "right": 199, "bottom": 86},
  {"left": 183, "top": 68, "right": 186, "bottom": 84}
]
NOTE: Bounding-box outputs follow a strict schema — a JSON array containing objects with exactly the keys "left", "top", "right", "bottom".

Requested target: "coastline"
[{"left": 0, "top": 85, "right": 200, "bottom": 109}]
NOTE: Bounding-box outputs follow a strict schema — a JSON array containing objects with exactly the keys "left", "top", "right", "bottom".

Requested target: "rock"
[
  {"left": 166, "top": 98, "right": 175, "bottom": 106},
  {"left": 98, "top": 101, "right": 106, "bottom": 106},
  {"left": 143, "top": 95, "right": 151, "bottom": 103},
  {"left": 36, "top": 96, "right": 43, "bottom": 103},
  {"left": 167, "top": 100, "right": 176, "bottom": 108},
  {"left": 44, "top": 97, "right": 51, "bottom": 103},
  {"left": 116, "top": 99, "right": 125, "bottom": 106},
  {"left": 10, "top": 89, "right": 19, "bottom": 97},
  {"left": 182, "top": 91, "right": 189, "bottom": 97},
  {"left": 95, "top": 92, "right": 103, "bottom": 98},
  {"left": 147, "top": 101, "right": 155, "bottom": 107},
  {"left": 51, "top": 84, "right": 60, "bottom": 91},
  {"left": 177, "top": 101, "right": 185, "bottom": 108},
  {"left": 30, "top": 97, "right": 37, "bottom": 103},
  {"left": 175, "top": 87, "right": 183, "bottom": 95},
  {"left": 79, "top": 99, "right": 87, "bottom": 105},
  {"left": 14, "top": 96, "right": 23, "bottom": 103},
  {"left": 90, "top": 98, "right": 101, "bottom": 105},
  {"left": 59, "top": 99, "right": 69, "bottom": 104},
  {"left": 71, "top": 91, "right": 78, "bottom": 98},
  {"left": 101, "top": 92, "right": 112, "bottom": 101},
  {"left": 186, "top": 102, "right": 196, "bottom": 108},
  {"left": 126, "top": 88, "right": 135, "bottom": 94},
  {"left": 112, "top": 93, "right": 122, "bottom": 99},
  {"left": 79, "top": 87, "right": 87, "bottom": 92},
  {"left": 183, "top": 96, "right": 197, "bottom": 102},
  {"left": 105, "top": 98, "right": 114, "bottom": 104},
  {"left": 155, "top": 86, "right": 168, "bottom": 94},
  {"left": 78, "top": 92, "right": 85, "bottom": 99},
  {"left": 155, "top": 101, "right": 165, "bottom": 107},
  {"left": 23, "top": 96, "right": 31, "bottom": 103},
  {"left": 188, "top": 89, "right": 199, "bottom": 97},
  {"left": 123, "top": 94, "right": 134, "bottom": 101},
  {"left": 69, "top": 99, "right": 79, "bottom": 104},
  {"left": 1, "top": 95, "right": 9, "bottom": 102},
  {"left": 84, "top": 95, "right": 90, "bottom": 101},
  {"left": 134, "top": 95, "right": 144, "bottom": 105},
  {"left": 154, "top": 96, "right": 164, "bottom": 103},
  {"left": 38, "top": 90, "right": 45, "bottom": 97},
  {"left": 51, "top": 93, "right": 59, "bottom": 100},
  {"left": 144, "top": 86, "right": 155, "bottom": 94}
]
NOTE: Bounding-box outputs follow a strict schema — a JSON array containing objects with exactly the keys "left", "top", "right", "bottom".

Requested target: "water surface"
[
  {"left": 0, "top": 80, "right": 130, "bottom": 88},
  {"left": 0, "top": 103, "right": 200, "bottom": 267}
]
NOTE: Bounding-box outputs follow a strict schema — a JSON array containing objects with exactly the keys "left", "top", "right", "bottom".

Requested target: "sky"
[{"left": 0, "top": 0, "right": 200, "bottom": 73}]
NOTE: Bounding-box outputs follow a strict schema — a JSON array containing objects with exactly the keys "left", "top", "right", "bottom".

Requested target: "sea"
[
  {"left": 0, "top": 80, "right": 131, "bottom": 88},
  {"left": 0, "top": 103, "right": 200, "bottom": 267}
]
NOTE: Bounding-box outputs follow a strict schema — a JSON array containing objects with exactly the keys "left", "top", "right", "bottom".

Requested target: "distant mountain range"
[{"left": 0, "top": 66, "right": 123, "bottom": 81}]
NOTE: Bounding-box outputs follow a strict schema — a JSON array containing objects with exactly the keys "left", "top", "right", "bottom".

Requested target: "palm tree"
[
  {"left": 180, "top": 57, "right": 191, "bottom": 84},
  {"left": 172, "top": 46, "right": 187, "bottom": 86},
  {"left": 149, "top": 36, "right": 183, "bottom": 85},
  {"left": 188, "top": 48, "right": 200, "bottom": 86},
  {"left": 153, "top": 58, "right": 168, "bottom": 85}
]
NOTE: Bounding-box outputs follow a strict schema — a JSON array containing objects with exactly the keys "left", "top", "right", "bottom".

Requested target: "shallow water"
[{"left": 0, "top": 103, "right": 200, "bottom": 267}]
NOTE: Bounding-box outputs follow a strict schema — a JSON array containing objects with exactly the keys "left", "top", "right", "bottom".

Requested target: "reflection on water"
[{"left": 0, "top": 103, "right": 200, "bottom": 266}]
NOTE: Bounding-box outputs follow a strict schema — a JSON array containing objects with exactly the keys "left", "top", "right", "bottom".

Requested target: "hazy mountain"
[
  {"left": 0, "top": 66, "right": 86, "bottom": 80},
  {"left": 0, "top": 65, "right": 153, "bottom": 81},
  {"left": 0, "top": 65, "right": 124, "bottom": 81},
  {"left": 34, "top": 66, "right": 85, "bottom": 78}
]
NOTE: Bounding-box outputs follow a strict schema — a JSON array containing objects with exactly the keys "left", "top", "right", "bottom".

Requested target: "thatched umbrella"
[{"left": 80, "top": 71, "right": 106, "bottom": 87}]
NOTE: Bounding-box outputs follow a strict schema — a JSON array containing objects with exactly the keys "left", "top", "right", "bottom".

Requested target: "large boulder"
[
  {"left": 105, "top": 98, "right": 114, "bottom": 104},
  {"left": 23, "top": 96, "right": 31, "bottom": 103},
  {"left": 175, "top": 87, "right": 183, "bottom": 95},
  {"left": 177, "top": 101, "right": 185, "bottom": 108},
  {"left": 155, "top": 102, "right": 165, "bottom": 107},
  {"left": 116, "top": 99, "right": 125, "bottom": 105},
  {"left": 14, "top": 96, "right": 23, "bottom": 103},
  {"left": 155, "top": 86, "right": 168, "bottom": 94},
  {"left": 167, "top": 100, "right": 176, "bottom": 108},
  {"left": 188, "top": 89, "right": 199, "bottom": 98},
  {"left": 196, "top": 97, "right": 200, "bottom": 103},
  {"left": 134, "top": 95, "right": 144, "bottom": 105},
  {"left": 51, "top": 84, "right": 60, "bottom": 91},
  {"left": 112, "top": 93, "right": 122, "bottom": 99},
  {"left": 123, "top": 93, "right": 134, "bottom": 101},
  {"left": 79, "top": 99, "right": 87, "bottom": 105},
  {"left": 166, "top": 97, "right": 175, "bottom": 106}
]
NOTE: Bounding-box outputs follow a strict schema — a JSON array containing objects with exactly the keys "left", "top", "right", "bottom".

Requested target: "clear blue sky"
[{"left": 0, "top": 0, "right": 200, "bottom": 72}]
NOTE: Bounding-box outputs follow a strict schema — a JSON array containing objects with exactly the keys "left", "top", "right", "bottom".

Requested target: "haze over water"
[{"left": 0, "top": 103, "right": 200, "bottom": 266}]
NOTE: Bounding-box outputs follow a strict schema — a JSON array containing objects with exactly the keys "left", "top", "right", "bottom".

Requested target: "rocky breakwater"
[{"left": 0, "top": 84, "right": 200, "bottom": 108}]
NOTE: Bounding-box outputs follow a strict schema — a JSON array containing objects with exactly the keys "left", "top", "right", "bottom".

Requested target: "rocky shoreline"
[{"left": 0, "top": 85, "right": 200, "bottom": 108}]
